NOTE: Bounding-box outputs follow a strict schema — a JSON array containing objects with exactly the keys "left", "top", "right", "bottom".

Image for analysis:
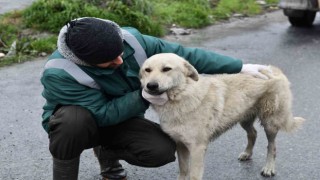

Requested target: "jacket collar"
[{"left": 122, "top": 41, "right": 134, "bottom": 60}]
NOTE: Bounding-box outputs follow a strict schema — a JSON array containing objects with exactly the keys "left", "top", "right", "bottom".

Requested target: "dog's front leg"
[
  {"left": 177, "top": 143, "right": 190, "bottom": 180},
  {"left": 188, "top": 144, "right": 207, "bottom": 180}
]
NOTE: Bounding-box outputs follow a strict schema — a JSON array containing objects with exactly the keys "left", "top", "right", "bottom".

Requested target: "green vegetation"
[
  {"left": 265, "top": 0, "right": 279, "bottom": 4},
  {"left": 153, "top": 0, "right": 212, "bottom": 28},
  {"left": 212, "top": 0, "right": 261, "bottom": 19},
  {"left": 0, "top": 0, "right": 278, "bottom": 67}
]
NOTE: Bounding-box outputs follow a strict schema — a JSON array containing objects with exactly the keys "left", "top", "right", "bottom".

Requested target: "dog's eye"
[
  {"left": 162, "top": 67, "right": 172, "bottom": 72},
  {"left": 145, "top": 68, "right": 152, "bottom": 72}
]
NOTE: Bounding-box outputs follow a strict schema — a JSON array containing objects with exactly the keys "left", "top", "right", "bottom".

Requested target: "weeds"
[{"left": 212, "top": 0, "right": 262, "bottom": 19}]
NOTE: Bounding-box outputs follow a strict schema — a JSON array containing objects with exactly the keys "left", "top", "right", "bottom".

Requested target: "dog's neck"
[
  {"left": 159, "top": 77, "right": 210, "bottom": 110},
  {"left": 152, "top": 76, "right": 211, "bottom": 124},
  {"left": 167, "top": 78, "right": 204, "bottom": 101}
]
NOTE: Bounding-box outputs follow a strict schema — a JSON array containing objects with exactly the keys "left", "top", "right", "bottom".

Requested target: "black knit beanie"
[{"left": 65, "top": 18, "right": 124, "bottom": 64}]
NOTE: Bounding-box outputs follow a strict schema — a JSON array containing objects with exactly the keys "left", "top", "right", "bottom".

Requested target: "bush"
[
  {"left": 22, "top": 0, "right": 114, "bottom": 33},
  {"left": 21, "top": 0, "right": 217, "bottom": 36},
  {"left": 22, "top": 0, "right": 163, "bottom": 36}
]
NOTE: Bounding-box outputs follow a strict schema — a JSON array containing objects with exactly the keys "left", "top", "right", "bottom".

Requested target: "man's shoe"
[{"left": 94, "top": 146, "right": 127, "bottom": 180}]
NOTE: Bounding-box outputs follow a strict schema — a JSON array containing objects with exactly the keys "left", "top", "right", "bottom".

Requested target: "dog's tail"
[
  {"left": 260, "top": 66, "right": 305, "bottom": 132},
  {"left": 282, "top": 116, "right": 306, "bottom": 132}
]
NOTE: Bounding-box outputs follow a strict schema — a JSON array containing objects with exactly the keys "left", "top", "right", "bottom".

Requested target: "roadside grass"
[
  {"left": 212, "top": 0, "right": 261, "bottom": 19},
  {"left": 0, "top": 0, "right": 278, "bottom": 67},
  {"left": 153, "top": 0, "right": 213, "bottom": 28},
  {"left": 266, "top": 0, "right": 279, "bottom": 4}
]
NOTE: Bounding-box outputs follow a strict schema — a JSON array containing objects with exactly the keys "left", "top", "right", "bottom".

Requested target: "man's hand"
[
  {"left": 142, "top": 89, "right": 168, "bottom": 106},
  {"left": 240, "top": 64, "right": 272, "bottom": 79}
]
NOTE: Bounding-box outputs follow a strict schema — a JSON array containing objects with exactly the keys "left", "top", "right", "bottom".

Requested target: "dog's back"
[{"left": 202, "top": 66, "right": 304, "bottom": 133}]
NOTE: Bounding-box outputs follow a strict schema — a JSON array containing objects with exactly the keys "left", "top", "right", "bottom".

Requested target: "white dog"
[{"left": 139, "top": 53, "right": 305, "bottom": 180}]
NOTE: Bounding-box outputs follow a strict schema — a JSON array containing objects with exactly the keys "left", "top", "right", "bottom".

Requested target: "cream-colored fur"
[{"left": 139, "top": 53, "right": 305, "bottom": 180}]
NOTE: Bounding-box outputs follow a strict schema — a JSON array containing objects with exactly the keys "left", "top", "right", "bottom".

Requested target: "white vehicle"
[{"left": 279, "top": 0, "right": 319, "bottom": 26}]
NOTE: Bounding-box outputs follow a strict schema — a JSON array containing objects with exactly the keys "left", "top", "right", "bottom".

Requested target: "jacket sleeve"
[
  {"left": 41, "top": 68, "right": 149, "bottom": 127},
  {"left": 126, "top": 27, "right": 242, "bottom": 74}
]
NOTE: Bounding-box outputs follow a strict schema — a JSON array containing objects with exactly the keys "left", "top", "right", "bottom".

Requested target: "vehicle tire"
[{"left": 287, "top": 10, "right": 316, "bottom": 27}]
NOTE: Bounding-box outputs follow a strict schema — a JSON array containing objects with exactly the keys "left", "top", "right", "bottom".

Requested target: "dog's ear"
[{"left": 184, "top": 61, "right": 199, "bottom": 81}]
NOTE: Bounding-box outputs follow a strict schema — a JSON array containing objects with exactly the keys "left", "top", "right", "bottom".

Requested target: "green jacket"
[{"left": 40, "top": 27, "right": 242, "bottom": 132}]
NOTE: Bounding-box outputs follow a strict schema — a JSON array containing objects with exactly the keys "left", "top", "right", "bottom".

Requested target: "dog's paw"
[
  {"left": 178, "top": 174, "right": 188, "bottom": 180},
  {"left": 238, "top": 152, "right": 252, "bottom": 161},
  {"left": 261, "top": 165, "right": 275, "bottom": 177}
]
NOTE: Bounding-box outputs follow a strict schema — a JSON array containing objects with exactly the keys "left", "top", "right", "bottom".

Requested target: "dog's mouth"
[{"left": 144, "top": 88, "right": 167, "bottom": 96}]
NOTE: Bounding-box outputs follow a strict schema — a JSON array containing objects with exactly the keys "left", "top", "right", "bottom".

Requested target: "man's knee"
[
  {"left": 129, "top": 136, "right": 176, "bottom": 167},
  {"left": 48, "top": 105, "right": 99, "bottom": 159},
  {"left": 145, "top": 140, "right": 176, "bottom": 167},
  {"left": 49, "top": 105, "right": 97, "bottom": 136}
]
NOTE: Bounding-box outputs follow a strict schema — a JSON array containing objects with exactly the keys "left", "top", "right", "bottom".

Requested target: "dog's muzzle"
[
  {"left": 145, "top": 82, "right": 164, "bottom": 95},
  {"left": 142, "top": 89, "right": 169, "bottom": 105}
]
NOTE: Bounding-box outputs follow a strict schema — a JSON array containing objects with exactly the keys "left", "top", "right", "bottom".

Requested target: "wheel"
[
  {"left": 289, "top": 11, "right": 316, "bottom": 27},
  {"left": 285, "top": 10, "right": 317, "bottom": 27}
]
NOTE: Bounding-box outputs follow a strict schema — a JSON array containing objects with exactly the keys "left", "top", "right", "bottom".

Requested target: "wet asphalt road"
[
  {"left": 0, "top": 9, "right": 320, "bottom": 180},
  {"left": 0, "top": 0, "right": 34, "bottom": 14}
]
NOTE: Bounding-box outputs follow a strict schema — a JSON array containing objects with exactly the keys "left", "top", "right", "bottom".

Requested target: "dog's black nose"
[{"left": 147, "top": 82, "right": 159, "bottom": 90}]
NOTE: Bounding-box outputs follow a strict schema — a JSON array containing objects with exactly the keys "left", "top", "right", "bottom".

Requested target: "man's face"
[{"left": 95, "top": 53, "right": 124, "bottom": 68}]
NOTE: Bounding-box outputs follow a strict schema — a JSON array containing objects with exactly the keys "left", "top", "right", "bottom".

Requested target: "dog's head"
[{"left": 139, "top": 53, "right": 199, "bottom": 95}]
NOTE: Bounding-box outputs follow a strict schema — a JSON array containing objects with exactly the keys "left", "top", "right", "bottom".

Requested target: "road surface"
[{"left": 0, "top": 0, "right": 34, "bottom": 14}]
